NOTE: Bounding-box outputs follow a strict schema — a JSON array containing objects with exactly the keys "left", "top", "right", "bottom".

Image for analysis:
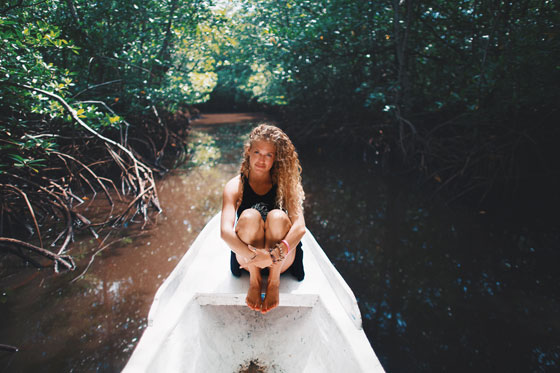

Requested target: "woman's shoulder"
[{"left": 223, "top": 175, "right": 242, "bottom": 195}]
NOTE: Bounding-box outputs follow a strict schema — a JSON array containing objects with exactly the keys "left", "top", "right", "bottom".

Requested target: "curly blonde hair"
[{"left": 239, "top": 124, "right": 305, "bottom": 216}]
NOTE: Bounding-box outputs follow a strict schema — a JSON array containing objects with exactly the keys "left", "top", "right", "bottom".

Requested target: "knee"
[
  {"left": 236, "top": 209, "right": 264, "bottom": 235},
  {"left": 265, "top": 209, "right": 291, "bottom": 233},
  {"left": 266, "top": 209, "right": 290, "bottom": 223}
]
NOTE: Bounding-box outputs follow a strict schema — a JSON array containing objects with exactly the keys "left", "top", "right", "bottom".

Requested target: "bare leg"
[
  {"left": 235, "top": 209, "right": 265, "bottom": 311},
  {"left": 243, "top": 264, "right": 263, "bottom": 311},
  {"left": 261, "top": 210, "right": 296, "bottom": 314}
]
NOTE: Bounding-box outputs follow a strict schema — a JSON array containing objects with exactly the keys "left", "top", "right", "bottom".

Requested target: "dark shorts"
[{"left": 230, "top": 244, "right": 305, "bottom": 281}]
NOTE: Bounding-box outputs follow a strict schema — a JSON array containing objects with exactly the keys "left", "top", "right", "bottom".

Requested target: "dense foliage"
[
  {"left": 0, "top": 0, "right": 216, "bottom": 268},
  {"left": 201, "top": 0, "right": 560, "bottom": 199},
  {"left": 1, "top": 0, "right": 558, "bottom": 263}
]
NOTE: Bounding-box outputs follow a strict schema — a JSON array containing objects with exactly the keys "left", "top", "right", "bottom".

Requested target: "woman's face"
[{"left": 249, "top": 140, "right": 276, "bottom": 175}]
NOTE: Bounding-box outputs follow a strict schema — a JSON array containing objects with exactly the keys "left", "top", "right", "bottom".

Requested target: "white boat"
[{"left": 123, "top": 214, "right": 385, "bottom": 372}]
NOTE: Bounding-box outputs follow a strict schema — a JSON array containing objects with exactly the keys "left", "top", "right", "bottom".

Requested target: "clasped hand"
[{"left": 240, "top": 245, "right": 276, "bottom": 269}]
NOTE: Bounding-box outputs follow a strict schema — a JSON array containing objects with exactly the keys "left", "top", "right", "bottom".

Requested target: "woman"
[{"left": 220, "top": 124, "right": 306, "bottom": 314}]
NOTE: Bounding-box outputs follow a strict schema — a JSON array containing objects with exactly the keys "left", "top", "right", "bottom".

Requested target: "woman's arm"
[
  {"left": 220, "top": 176, "right": 257, "bottom": 259},
  {"left": 281, "top": 210, "right": 306, "bottom": 254}
]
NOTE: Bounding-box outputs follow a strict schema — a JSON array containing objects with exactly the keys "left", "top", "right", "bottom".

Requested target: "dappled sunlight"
[
  {"left": 185, "top": 132, "right": 223, "bottom": 168},
  {"left": 182, "top": 71, "right": 218, "bottom": 103}
]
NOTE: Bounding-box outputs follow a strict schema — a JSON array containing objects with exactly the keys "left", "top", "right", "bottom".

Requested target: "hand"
[
  {"left": 269, "top": 243, "right": 285, "bottom": 263},
  {"left": 240, "top": 248, "right": 273, "bottom": 269}
]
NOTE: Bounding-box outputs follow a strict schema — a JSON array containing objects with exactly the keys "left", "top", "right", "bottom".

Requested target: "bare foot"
[
  {"left": 246, "top": 279, "right": 262, "bottom": 311},
  {"left": 261, "top": 281, "right": 280, "bottom": 314}
]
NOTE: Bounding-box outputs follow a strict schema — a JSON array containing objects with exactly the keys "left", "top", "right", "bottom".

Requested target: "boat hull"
[{"left": 123, "top": 214, "right": 384, "bottom": 372}]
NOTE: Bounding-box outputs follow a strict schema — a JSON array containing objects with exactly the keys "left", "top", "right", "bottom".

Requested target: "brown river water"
[{"left": 1, "top": 114, "right": 558, "bottom": 372}]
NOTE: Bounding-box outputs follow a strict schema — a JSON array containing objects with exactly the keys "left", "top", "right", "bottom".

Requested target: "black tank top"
[{"left": 236, "top": 176, "right": 278, "bottom": 220}]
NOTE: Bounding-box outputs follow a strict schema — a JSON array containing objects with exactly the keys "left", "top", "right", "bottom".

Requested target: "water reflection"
[{"left": 302, "top": 152, "right": 559, "bottom": 372}]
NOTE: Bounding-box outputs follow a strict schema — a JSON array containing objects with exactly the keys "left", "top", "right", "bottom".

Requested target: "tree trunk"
[{"left": 391, "top": 0, "right": 417, "bottom": 158}]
